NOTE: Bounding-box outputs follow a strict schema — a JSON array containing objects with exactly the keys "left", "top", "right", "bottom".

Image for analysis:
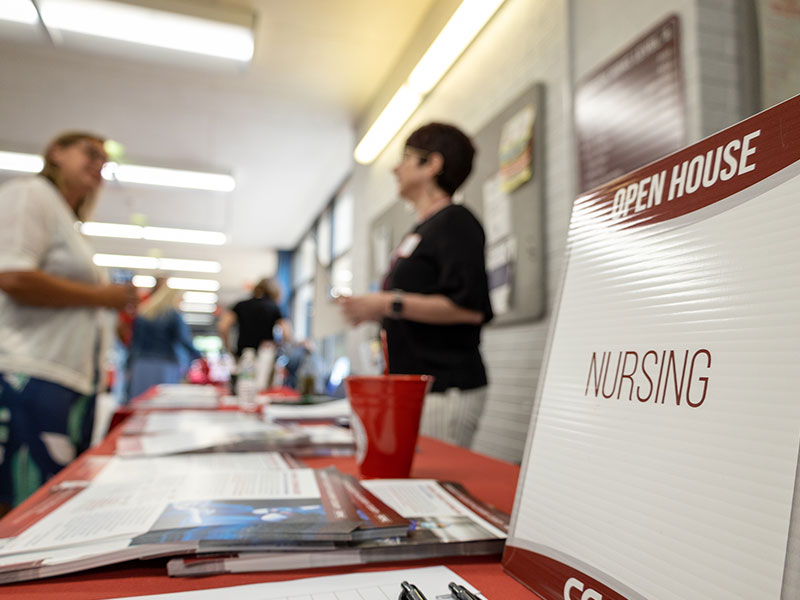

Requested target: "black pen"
[
  {"left": 448, "top": 581, "right": 481, "bottom": 600},
  {"left": 400, "top": 580, "right": 428, "bottom": 600}
]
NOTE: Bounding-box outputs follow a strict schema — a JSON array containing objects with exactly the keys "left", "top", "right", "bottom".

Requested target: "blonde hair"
[
  {"left": 138, "top": 285, "right": 180, "bottom": 320},
  {"left": 40, "top": 131, "right": 106, "bottom": 221}
]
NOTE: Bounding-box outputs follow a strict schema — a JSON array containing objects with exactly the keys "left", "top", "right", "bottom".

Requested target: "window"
[
  {"left": 316, "top": 209, "right": 332, "bottom": 267},
  {"left": 332, "top": 191, "right": 353, "bottom": 258},
  {"left": 292, "top": 233, "right": 316, "bottom": 287},
  {"left": 330, "top": 253, "right": 352, "bottom": 297}
]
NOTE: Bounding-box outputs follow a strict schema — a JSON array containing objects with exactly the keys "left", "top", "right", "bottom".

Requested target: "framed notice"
[
  {"left": 575, "top": 14, "right": 685, "bottom": 193},
  {"left": 504, "top": 95, "right": 800, "bottom": 599}
]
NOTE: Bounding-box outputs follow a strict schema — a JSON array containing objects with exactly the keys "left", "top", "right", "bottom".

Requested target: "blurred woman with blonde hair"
[
  {"left": 0, "top": 131, "right": 139, "bottom": 512},
  {"left": 126, "top": 283, "right": 201, "bottom": 402}
]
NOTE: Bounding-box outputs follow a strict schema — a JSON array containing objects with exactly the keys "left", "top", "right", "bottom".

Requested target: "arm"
[
  {"left": 217, "top": 310, "right": 237, "bottom": 354},
  {"left": 339, "top": 292, "right": 483, "bottom": 326},
  {"left": 0, "top": 270, "right": 138, "bottom": 309},
  {"left": 277, "top": 318, "right": 292, "bottom": 342}
]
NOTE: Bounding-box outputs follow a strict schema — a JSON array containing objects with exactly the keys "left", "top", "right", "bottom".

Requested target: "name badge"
[{"left": 396, "top": 233, "right": 421, "bottom": 258}]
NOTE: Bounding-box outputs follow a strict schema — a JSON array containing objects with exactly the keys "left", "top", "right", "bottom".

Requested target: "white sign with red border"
[{"left": 504, "top": 94, "right": 800, "bottom": 600}]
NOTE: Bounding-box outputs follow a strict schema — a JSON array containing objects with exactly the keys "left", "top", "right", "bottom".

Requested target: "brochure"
[
  {"left": 167, "top": 478, "right": 507, "bottom": 576},
  {"left": 0, "top": 454, "right": 380, "bottom": 584},
  {"left": 117, "top": 411, "right": 312, "bottom": 456}
]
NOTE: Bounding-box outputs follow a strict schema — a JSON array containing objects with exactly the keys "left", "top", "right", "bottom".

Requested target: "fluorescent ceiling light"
[
  {"left": 93, "top": 253, "right": 221, "bottom": 273},
  {"left": 102, "top": 163, "right": 235, "bottom": 192},
  {"left": 408, "top": 0, "right": 505, "bottom": 94},
  {"left": 168, "top": 277, "right": 221, "bottom": 292},
  {"left": 354, "top": 85, "right": 422, "bottom": 164},
  {"left": 183, "top": 291, "right": 218, "bottom": 304},
  {"left": 132, "top": 275, "right": 156, "bottom": 288},
  {"left": 0, "top": 0, "right": 39, "bottom": 24},
  {"left": 180, "top": 302, "right": 217, "bottom": 313},
  {"left": 0, "top": 150, "right": 234, "bottom": 193},
  {"left": 81, "top": 222, "right": 226, "bottom": 246},
  {"left": 143, "top": 227, "right": 226, "bottom": 245},
  {"left": 81, "top": 222, "right": 143, "bottom": 239},
  {"left": 38, "top": 0, "right": 254, "bottom": 62},
  {"left": 94, "top": 254, "right": 158, "bottom": 270},
  {"left": 183, "top": 313, "right": 215, "bottom": 325},
  {"left": 353, "top": 0, "right": 506, "bottom": 164},
  {"left": 158, "top": 258, "right": 221, "bottom": 274},
  {"left": 0, "top": 151, "right": 43, "bottom": 173}
]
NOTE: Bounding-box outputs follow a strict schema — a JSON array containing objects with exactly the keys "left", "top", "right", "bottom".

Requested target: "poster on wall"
[
  {"left": 757, "top": 0, "right": 800, "bottom": 109},
  {"left": 504, "top": 94, "right": 800, "bottom": 599},
  {"left": 498, "top": 103, "right": 535, "bottom": 193},
  {"left": 575, "top": 14, "right": 685, "bottom": 193}
]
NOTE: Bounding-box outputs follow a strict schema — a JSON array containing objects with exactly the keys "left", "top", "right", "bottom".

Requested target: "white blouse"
[{"left": 0, "top": 176, "right": 105, "bottom": 395}]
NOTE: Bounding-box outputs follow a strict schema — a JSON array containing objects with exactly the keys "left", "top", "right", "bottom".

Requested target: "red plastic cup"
[{"left": 345, "top": 374, "right": 434, "bottom": 478}]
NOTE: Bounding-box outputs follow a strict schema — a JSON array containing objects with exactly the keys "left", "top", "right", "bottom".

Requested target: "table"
[{"left": 1, "top": 416, "right": 537, "bottom": 599}]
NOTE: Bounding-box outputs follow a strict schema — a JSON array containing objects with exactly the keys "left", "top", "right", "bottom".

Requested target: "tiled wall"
[{"left": 349, "top": 0, "right": 760, "bottom": 464}]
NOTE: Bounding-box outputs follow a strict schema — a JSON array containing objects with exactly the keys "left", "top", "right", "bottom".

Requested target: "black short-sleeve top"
[
  {"left": 381, "top": 204, "right": 493, "bottom": 392},
  {"left": 232, "top": 297, "right": 282, "bottom": 357}
]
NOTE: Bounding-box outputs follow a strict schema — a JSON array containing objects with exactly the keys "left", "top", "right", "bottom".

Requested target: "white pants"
[{"left": 419, "top": 386, "right": 487, "bottom": 449}]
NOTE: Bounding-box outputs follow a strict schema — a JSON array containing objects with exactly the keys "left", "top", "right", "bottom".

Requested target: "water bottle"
[{"left": 236, "top": 347, "right": 257, "bottom": 404}]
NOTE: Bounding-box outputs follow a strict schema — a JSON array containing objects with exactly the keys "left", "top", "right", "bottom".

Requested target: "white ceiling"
[{"left": 0, "top": 0, "right": 437, "bottom": 302}]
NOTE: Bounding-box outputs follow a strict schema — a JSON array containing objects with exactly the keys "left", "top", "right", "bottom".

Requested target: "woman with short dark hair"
[{"left": 340, "top": 122, "right": 493, "bottom": 448}]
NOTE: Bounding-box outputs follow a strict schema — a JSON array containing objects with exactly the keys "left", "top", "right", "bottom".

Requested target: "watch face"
[{"left": 392, "top": 296, "right": 403, "bottom": 316}]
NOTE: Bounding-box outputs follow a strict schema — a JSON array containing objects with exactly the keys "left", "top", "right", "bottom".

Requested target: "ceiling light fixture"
[
  {"left": 354, "top": 85, "right": 422, "bottom": 165},
  {"left": 0, "top": 151, "right": 44, "bottom": 173},
  {"left": 0, "top": 0, "right": 39, "bottom": 24},
  {"left": 0, "top": 150, "right": 234, "bottom": 192},
  {"left": 142, "top": 226, "right": 227, "bottom": 245},
  {"left": 167, "top": 277, "right": 221, "bottom": 292},
  {"left": 81, "top": 222, "right": 143, "bottom": 239},
  {"left": 353, "top": 0, "right": 506, "bottom": 164},
  {"left": 183, "top": 313, "right": 215, "bottom": 325},
  {"left": 102, "top": 163, "right": 235, "bottom": 192},
  {"left": 93, "top": 253, "right": 221, "bottom": 273},
  {"left": 36, "top": 0, "right": 254, "bottom": 62},
  {"left": 179, "top": 302, "right": 217, "bottom": 313},
  {"left": 132, "top": 275, "right": 156, "bottom": 288},
  {"left": 81, "top": 222, "right": 227, "bottom": 245},
  {"left": 182, "top": 291, "right": 218, "bottom": 304}
]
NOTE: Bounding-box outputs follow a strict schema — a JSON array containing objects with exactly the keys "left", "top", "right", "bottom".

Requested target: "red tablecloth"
[{"left": 1, "top": 417, "right": 538, "bottom": 599}]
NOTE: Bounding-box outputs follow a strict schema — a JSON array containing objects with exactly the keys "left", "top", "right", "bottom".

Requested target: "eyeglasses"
[
  {"left": 78, "top": 142, "right": 109, "bottom": 165},
  {"left": 402, "top": 147, "right": 430, "bottom": 164}
]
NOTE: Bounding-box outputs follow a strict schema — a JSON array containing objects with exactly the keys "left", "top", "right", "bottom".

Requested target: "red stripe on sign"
[
  {"left": 503, "top": 545, "right": 633, "bottom": 600},
  {"left": 573, "top": 93, "right": 800, "bottom": 231}
]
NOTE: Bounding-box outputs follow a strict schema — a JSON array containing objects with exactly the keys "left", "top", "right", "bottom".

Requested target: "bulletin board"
[
  {"left": 369, "top": 82, "right": 546, "bottom": 326},
  {"left": 575, "top": 14, "right": 685, "bottom": 193}
]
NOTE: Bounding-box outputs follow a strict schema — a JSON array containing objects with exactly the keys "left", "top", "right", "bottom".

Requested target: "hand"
[
  {"left": 99, "top": 283, "right": 140, "bottom": 310},
  {"left": 338, "top": 293, "right": 388, "bottom": 325}
]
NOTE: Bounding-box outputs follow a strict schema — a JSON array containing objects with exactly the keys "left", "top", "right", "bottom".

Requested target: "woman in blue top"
[{"left": 126, "top": 286, "right": 201, "bottom": 402}]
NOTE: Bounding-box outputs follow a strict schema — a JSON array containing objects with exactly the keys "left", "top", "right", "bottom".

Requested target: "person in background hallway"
[
  {"left": 340, "top": 122, "right": 493, "bottom": 449},
  {"left": 117, "top": 275, "right": 167, "bottom": 347},
  {"left": 0, "top": 131, "right": 139, "bottom": 514},
  {"left": 126, "top": 286, "right": 201, "bottom": 402},
  {"left": 218, "top": 277, "right": 292, "bottom": 358},
  {"left": 114, "top": 275, "right": 166, "bottom": 403}
]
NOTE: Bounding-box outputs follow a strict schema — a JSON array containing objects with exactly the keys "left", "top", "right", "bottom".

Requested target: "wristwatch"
[{"left": 390, "top": 291, "right": 404, "bottom": 319}]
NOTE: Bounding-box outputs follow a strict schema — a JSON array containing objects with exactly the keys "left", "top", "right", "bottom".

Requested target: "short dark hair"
[{"left": 405, "top": 123, "right": 475, "bottom": 196}]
